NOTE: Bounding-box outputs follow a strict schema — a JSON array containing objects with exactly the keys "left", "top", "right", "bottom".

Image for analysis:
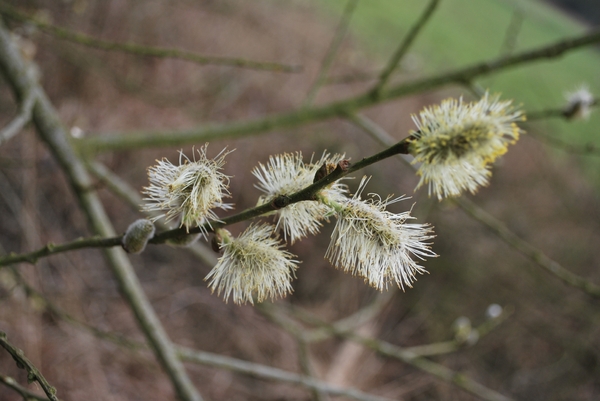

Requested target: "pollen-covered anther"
[
  {"left": 142, "top": 144, "right": 232, "bottom": 235},
  {"left": 409, "top": 92, "right": 524, "bottom": 200},
  {"left": 253, "top": 151, "right": 349, "bottom": 243},
  {"left": 205, "top": 225, "right": 298, "bottom": 305},
  {"left": 326, "top": 177, "right": 437, "bottom": 291}
]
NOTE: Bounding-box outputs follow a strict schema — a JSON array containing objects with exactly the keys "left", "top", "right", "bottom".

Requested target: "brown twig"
[
  {"left": 263, "top": 303, "right": 514, "bottom": 401},
  {"left": 0, "top": 374, "right": 50, "bottom": 401},
  {"left": 0, "top": 135, "right": 412, "bottom": 265},
  {"left": 371, "top": 0, "right": 440, "bottom": 94},
  {"left": 0, "top": 17, "right": 203, "bottom": 401},
  {"left": 0, "top": 3, "right": 301, "bottom": 73},
  {"left": 304, "top": 0, "right": 359, "bottom": 106},
  {"left": 0, "top": 332, "right": 59, "bottom": 401},
  {"left": 10, "top": 272, "right": 394, "bottom": 401},
  {"left": 74, "top": 7, "right": 600, "bottom": 153},
  {"left": 454, "top": 197, "right": 600, "bottom": 298},
  {"left": 0, "top": 67, "right": 36, "bottom": 145}
]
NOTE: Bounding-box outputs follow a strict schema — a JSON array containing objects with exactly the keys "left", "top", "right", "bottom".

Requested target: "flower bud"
[{"left": 122, "top": 219, "right": 155, "bottom": 254}]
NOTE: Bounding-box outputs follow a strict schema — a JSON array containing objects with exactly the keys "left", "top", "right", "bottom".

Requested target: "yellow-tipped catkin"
[{"left": 122, "top": 219, "right": 155, "bottom": 254}]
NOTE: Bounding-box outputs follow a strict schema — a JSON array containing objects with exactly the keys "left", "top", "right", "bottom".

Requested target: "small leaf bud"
[{"left": 122, "top": 219, "right": 155, "bottom": 254}]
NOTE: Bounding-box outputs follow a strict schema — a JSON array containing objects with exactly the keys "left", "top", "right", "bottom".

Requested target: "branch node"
[{"left": 272, "top": 195, "right": 291, "bottom": 209}]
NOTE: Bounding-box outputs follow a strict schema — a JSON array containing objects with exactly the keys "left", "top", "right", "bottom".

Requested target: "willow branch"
[
  {"left": 0, "top": 18, "right": 203, "bottom": 401},
  {"left": 178, "top": 347, "right": 393, "bottom": 401},
  {"left": 11, "top": 273, "right": 394, "bottom": 401},
  {"left": 75, "top": 27, "right": 600, "bottom": 153},
  {"left": 303, "top": 0, "right": 358, "bottom": 107},
  {"left": 9, "top": 267, "right": 146, "bottom": 352},
  {"left": 0, "top": 135, "right": 411, "bottom": 265},
  {"left": 348, "top": 112, "right": 600, "bottom": 299},
  {"left": 324, "top": 71, "right": 377, "bottom": 85},
  {"left": 150, "top": 136, "right": 412, "bottom": 243},
  {"left": 0, "top": 332, "right": 59, "bottom": 401},
  {"left": 263, "top": 303, "right": 513, "bottom": 401},
  {"left": 529, "top": 130, "right": 600, "bottom": 157},
  {"left": 0, "top": 374, "right": 50, "bottom": 401},
  {"left": 256, "top": 304, "right": 327, "bottom": 400},
  {"left": 0, "top": 3, "right": 300, "bottom": 73},
  {"left": 526, "top": 98, "right": 598, "bottom": 121},
  {"left": 0, "top": 71, "right": 36, "bottom": 145},
  {"left": 291, "top": 302, "right": 512, "bottom": 358},
  {"left": 455, "top": 197, "right": 600, "bottom": 298},
  {"left": 0, "top": 235, "right": 121, "bottom": 266},
  {"left": 372, "top": 0, "right": 440, "bottom": 93},
  {"left": 293, "top": 311, "right": 512, "bottom": 401},
  {"left": 305, "top": 291, "right": 396, "bottom": 343},
  {"left": 401, "top": 306, "right": 513, "bottom": 357}
]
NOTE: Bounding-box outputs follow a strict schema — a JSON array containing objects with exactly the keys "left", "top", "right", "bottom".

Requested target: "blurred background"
[{"left": 0, "top": 0, "right": 599, "bottom": 400}]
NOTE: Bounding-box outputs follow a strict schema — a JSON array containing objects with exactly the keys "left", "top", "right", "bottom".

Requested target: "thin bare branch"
[
  {"left": 324, "top": 71, "right": 377, "bottom": 85},
  {"left": 402, "top": 305, "right": 513, "bottom": 357},
  {"left": 10, "top": 272, "right": 394, "bottom": 401},
  {"left": 304, "top": 0, "right": 359, "bottom": 106},
  {"left": 178, "top": 347, "right": 394, "bottom": 401},
  {"left": 498, "top": 9, "right": 524, "bottom": 57},
  {"left": 0, "top": 3, "right": 301, "bottom": 73},
  {"left": 0, "top": 235, "right": 122, "bottom": 266},
  {"left": 455, "top": 197, "right": 600, "bottom": 298},
  {"left": 305, "top": 291, "right": 395, "bottom": 343},
  {"left": 372, "top": 0, "right": 440, "bottom": 93},
  {"left": 0, "top": 71, "right": 36, "bottom": 145},
  {"left": 291, "top": 302, "right": 512, "bottom": 358},
  {"left": 526, "top": 98, "right": 598, "bottom": 121},
  {"left": 529, "top": 130, "right": 600, "bottom": 157},
  {"left": 0, "top": 135, "right": 413, "bottom": 266},
  {"left": 0, "top": 374, "right": 50, "bottom": 401},
  {"left": 0, "top": 332, "right": 60, "bottom": 401},
  {"left": 265, "top": 303, "right": 514, "bottom": 401},
  {"left": 76, "top": 27, "right": 600, "bottom": 153},
  {"left": 0, "top": 18, "right": 203, "bottom": 401}
]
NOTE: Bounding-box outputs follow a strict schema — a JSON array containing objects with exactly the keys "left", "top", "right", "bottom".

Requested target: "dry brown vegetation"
[{"left": 0, "top": 1, "right": 599, "bottom": 401}]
